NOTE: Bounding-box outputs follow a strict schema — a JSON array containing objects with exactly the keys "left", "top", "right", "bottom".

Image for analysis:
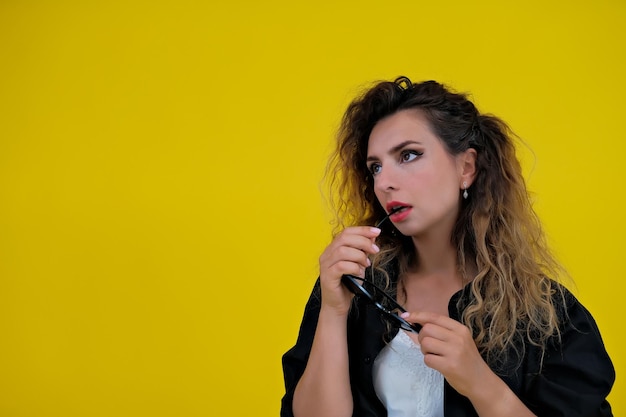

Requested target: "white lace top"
[{"left": 372, "top": 330, "right": 444, "bottom": 417}]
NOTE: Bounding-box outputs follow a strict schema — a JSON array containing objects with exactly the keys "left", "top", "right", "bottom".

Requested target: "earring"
[{"left": 462, "top": 181, "right": 469, "bottom": 199}]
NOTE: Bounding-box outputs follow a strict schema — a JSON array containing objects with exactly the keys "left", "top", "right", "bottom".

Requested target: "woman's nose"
[{"left": 373, "top": 166, "right": 397, "bottom": 192}]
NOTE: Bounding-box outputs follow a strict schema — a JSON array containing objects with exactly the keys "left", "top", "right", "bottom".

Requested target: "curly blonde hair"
[{"left": 326, "top": 76, "right": 566, "bottom": 365}]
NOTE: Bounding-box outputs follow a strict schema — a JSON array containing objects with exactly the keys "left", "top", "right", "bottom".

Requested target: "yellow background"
[{"left": 0, "top": 1, "right": 623, "bottom": 416}]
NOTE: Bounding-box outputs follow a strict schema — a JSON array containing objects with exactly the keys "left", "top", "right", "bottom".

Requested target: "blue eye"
[{"left": 368, "top": 162, "right": 382, "bottom": 176}]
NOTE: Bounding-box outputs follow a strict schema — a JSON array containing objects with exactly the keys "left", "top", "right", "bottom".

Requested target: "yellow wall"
[{"left": 0, "top": 1, "right": 623, "bottom": 415}]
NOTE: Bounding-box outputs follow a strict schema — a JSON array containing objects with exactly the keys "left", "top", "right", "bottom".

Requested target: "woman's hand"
[
  {"left": 318, "top": 226, "right": 381, "bottom": 315},
  {"left": 401, "top": 311, "right": 491, "bottom": 398},
  {"left": 401, "top": 311, "right": 536, "bottom": 416}
]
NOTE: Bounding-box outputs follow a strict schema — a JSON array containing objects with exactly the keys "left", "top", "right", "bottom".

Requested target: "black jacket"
[{"left": 281, "top": 279, "right": 614, "bottom": 416}]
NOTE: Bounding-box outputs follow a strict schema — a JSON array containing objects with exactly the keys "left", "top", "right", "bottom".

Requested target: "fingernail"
[
  {"left": 371, "top": 227, "right": 381, "bottom": 235},
  {"left": 400, "top": 312, "right": 410, "bottom": 318},
  {"left": 366, "top": 258, "right": 371, "bottom": 267},
  {"left": 372, "top": 244, "right": 380, "bottom": 253}
]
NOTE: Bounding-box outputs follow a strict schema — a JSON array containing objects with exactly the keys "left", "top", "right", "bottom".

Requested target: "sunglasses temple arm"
[{"left": 375, "top": 206, "right": 404, "bottom": 228}]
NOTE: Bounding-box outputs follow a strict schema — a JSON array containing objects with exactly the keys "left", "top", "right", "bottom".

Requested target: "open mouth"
[
  {"left": 387, "top": 204, "right": 411, "bottom": 215},
  {"left": 389, "top": 206, "right": 410, "bottom": 214}
]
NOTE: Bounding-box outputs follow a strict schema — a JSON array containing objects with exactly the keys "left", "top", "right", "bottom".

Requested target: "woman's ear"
[{"left": 458, "top": 148, "right": 477, "bottom": 187}]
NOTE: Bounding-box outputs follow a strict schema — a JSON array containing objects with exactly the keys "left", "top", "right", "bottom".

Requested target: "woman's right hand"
[{"left": 318, "top": 226, "right": 381, "bottom": 315}]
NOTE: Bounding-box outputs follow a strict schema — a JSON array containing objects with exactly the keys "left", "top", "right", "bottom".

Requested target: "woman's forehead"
[{"left": 367, "top": 110, "right": 439, "bottom": 155}]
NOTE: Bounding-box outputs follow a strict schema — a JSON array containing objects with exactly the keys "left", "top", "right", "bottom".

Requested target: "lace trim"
[{"left": 373, "top": 331, "right": 444, "bottom": 417}]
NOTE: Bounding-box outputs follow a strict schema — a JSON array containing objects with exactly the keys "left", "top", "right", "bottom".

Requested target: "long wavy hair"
[{"left": 326, "top": 76, "right": 566, "bottom": 366}]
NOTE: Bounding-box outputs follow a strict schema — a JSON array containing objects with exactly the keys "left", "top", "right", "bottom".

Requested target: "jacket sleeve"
[
  {"left": 524, "top": 288, "right": 615, "bottom": 417},
  {"left": 280, "top": 280, "right": 321, "bottom": 417}
]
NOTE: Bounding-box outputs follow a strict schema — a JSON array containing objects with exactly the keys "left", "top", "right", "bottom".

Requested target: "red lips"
[
  {"left": 386, "top": 201, "right": 411, "bottom": 212},
  {"left": 386, "top": 201, "right": 412, "bottom": 222}
]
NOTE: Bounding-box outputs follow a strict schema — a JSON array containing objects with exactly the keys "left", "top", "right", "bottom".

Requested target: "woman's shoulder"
[
  {"left": 548, "top": 280, "right": 595, "bottom": 324},
  {"left": 543, "top": 280, "right": 614, "bottom": 366},
  {"left": 526, "top": 280, "right": 615, "bottom": 415}
]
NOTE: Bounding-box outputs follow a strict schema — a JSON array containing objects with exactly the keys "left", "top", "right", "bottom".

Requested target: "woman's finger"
[
  {"left": 326, "top": 228, "right": 381, "bottom": 254},
  {"left": 402, "top": 311, "right": 464, "bottom": 332}
]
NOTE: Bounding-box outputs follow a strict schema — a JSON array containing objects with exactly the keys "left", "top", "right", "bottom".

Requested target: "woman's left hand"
[
  {"left": 401, "top": 311, "right": 537, "bottom": 416},
  {"left": 401, "top": 311, "right": 491, "bottom": 399}
]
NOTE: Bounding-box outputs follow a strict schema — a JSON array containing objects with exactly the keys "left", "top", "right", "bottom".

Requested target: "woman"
[{"left": 281, "top": 77, "right": 614, "bottom": 417}]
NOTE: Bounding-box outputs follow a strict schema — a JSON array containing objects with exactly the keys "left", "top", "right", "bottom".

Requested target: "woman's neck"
[
  {"left": 405, "top": 233, "right": 478, "bottom": 289},
  {"left": 410, "top": 233, "right": 459, "bottom": 278}
]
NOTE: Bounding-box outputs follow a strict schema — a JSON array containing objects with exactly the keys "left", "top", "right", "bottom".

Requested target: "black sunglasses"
[
  {"left": 341, "top": 274, "right": 421, "bottom": 333},
  {"left": 340, "top": 208, "right": 421, "bottom": 333}
]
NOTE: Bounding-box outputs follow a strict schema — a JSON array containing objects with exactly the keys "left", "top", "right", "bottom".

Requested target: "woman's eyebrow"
[{"left": 366, "top": 140, "right": 422, "bottom": 162}]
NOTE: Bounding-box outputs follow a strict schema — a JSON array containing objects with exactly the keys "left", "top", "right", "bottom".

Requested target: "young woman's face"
[{"left": 366, "top": 109, "right": 471, "bottom": 239}]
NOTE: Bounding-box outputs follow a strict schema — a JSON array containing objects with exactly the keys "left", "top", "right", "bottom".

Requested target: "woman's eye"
[
  {"left": 401, "top": 150, "right": 422, "bottom": 162},
  {"left": 368, "top": 163, "right": 382, "bottom": 176}
]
